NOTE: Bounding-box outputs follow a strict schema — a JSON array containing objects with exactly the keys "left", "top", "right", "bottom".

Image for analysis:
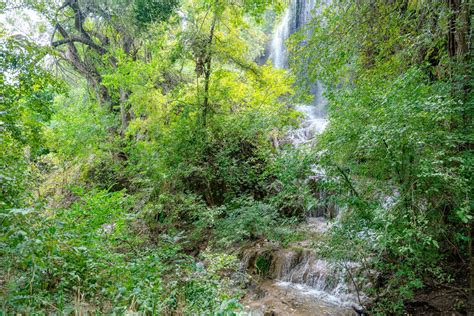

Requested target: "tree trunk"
[
  {"left": 119, "top": 88, "right": 131, "bottom": 135},
  {"left": 202, "top": 12, "right": 218, "bottom": 127}
]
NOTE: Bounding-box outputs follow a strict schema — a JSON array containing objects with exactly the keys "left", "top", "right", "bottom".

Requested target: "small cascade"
[
  {"left": 241, "top": 245, "right": 364, "bottom": 312},
  {"left": 275, "top": 253, "right": 360, "bottom": 306}
]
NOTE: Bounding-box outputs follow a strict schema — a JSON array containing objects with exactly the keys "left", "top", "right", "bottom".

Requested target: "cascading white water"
[
  {"left": 270, "top": 8, "right": 291, "bottom": 69},
  {"left": 288, "top": 105, "right": 328, "bottom": 144},
  {"left": 269, "top": 0, "right": 329, "bottom": 145},
  {"left": 241, "top": 246, "right": 365, "bottom": 314},
  {"left": 250, "top": 0, "right": 365, "bottom": 312},
  {"left": 271, "top": 0, "right": 330, "bottom": 196}
]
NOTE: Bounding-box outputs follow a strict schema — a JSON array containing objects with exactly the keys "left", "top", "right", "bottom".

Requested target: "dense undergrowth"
[
  {"left": 291, "top": 1, "right": 473, "bottom": 313},
  {"left": 1, "top": 0, "right": 472, "bottom": 314}
]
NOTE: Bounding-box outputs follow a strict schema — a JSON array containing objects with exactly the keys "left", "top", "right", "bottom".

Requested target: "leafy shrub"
[
  {"left": 316, "top": 68, "right": 470, "bottom": 313},
  {"left": 181, "top": 252, "right": 243, "bottom": 314},
  {"left": 45, "top": 87, "right": 112, "bottom": 161},
  {"left": 141, "top": 192, "right": 209, "bottom": 239},
  {"left": 214, "top": 197, "right": 278, "bottom": 247},
  {"left": 134, "top": 0, "right": 179, "bottom": 27},
  {"left": 0, "top": 133, "right": 31, "bottom": 209},
  {"left": 264, "top": 147, "right": 318, "bottom": 217},
  {"left": 255, "top": 252, "right": 272, "bottom": 276},
  {"left": 0, "top": 187, "right": 245, "bottom": 314}
]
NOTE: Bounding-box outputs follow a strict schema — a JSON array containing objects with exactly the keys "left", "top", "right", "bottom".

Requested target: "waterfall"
[
  {"left": 270, "top": 8, "right": 290, "bottom": 69},
  {"left": 270, "top": 0, "right": 318, "bottom": 70},
  {"left": 270, "top": 0, "right": 329, "bottom": 146},
  {"left": 242, "top": 1, "right": 365, "bottom": 313},
  {"left": 270, "top": 0, "right": 334, "bottom": 218}
]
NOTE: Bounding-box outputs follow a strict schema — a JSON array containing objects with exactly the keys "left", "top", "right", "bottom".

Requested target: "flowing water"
[
  {"left": 271, "top": 0, "right": 329, "bottom": 145},
  {"left": 287, "top": 105, "right": 328, "bottom": 145},
  {"left": 242, "top": 1, "right": 362, "bottom": 314}
]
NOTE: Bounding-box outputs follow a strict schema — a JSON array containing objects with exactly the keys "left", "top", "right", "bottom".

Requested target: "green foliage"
[
  {"left": 214, "top": 197, "right": 278, "bottom": 247},
  {"left": 0, "top": 189, "right": 241, "bottom": 313},
  {"left": 1, "top": 190, "right": 147, "bottom": 312},
  {"left": 45, "top": 87, "right": 113, "bottom": 160},
  {"left": 321, "top": 68, "right": 464, "bottom": 196},
  {"left": 1, "top": 0, "right": 304, "bottom": 314},
  {"left": 4, "top": 0, "right": 471, "bottom": 314},
  {"left": 1, "top": 1, "right": 304, "bottom": 312},
  {"left": 289, "top": 0, "right": 451, "bottom": 91},
  {"left": 0, "top": 133, "right": 31, "bottom": 209},
  {"left": 317, "top": 67, "right": 470, "bottom": 314},
  {"left": 134, "top": 0, "right": 179, "bottom": 27},
  {"left": 291, "top": 0, "right": 472, "bottom": 312},
  {"left": 118, "top": 28, "right": 296, "bottom": 204},
  {"left": 265, "top": 147, "right": 318, "bottom": 216},
  {"left": 255, "top": 252, "right": 272, "bottom": 276},
  {"left": 0, "top": 36, "right": 61, "bottom": 209},
  {"left": 0, "top": 36, "right": 59, "bottom": 156},
  {"left": 181, "top": 251, "right": 244, "bottom": 314}
]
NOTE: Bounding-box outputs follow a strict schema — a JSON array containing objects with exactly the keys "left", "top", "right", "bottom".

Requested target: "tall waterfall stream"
[{"left": 241, "top": 1, "right": 363, "bottom": 315}]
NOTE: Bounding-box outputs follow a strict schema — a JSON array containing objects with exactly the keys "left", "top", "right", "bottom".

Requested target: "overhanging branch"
[{"left": 52, "top": 34, "right": 107, "bottom": 55}]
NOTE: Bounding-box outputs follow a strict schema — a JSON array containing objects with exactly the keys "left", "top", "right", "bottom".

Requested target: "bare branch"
[{"left": 52, "top": 35, "right": 107, "bottom": 55}]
